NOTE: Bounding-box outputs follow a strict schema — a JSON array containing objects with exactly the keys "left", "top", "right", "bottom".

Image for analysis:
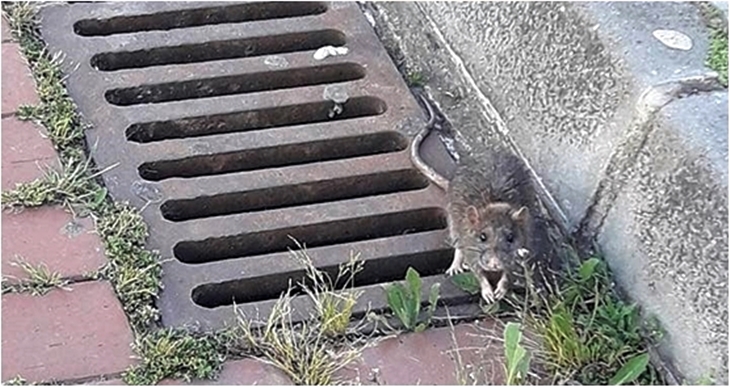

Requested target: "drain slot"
[
  {"left": 139, "top": 131, "right": 407, "bottom": 181},
  {"left": 92, "top": 29, "right": 345, "bottom": 71},
  {"left": 107, "top": 63, "right": 365, "bottom": 106},
  {"left": 39, "top": 1, "right": 454, "bottom": 329},
  {"left": 127, "top": 96, "right": 386, "bottom": 143},
  {"left": 174, "top": 207, "right": 447, "bottom": 264},
  {"left": 191, "top": 248, "right": 453, "bottom": 308},
  {"left": 75, "top": 2, "right": 328, "bottom": 37},
  {"left": 162, "top": 169, "right": 429, "bottom": 221}
]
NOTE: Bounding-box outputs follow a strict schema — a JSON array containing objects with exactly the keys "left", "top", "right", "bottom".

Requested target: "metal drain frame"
[{"left": 39, "top": 1, "right": 473, "bottom": 330}]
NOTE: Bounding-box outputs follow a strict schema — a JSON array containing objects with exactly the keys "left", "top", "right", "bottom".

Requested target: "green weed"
[
  {"left": 698, "top": 2, "right": 729, "bottom": 86},
  {"left": 1, "top": 157, "right": 113, "bottom": 211},
  {"left": 707, "top": 28, "right": 728, "bottom": 86},
  {"left": 3, "top": 376, "right": 29, "bottom": 385},
  {"left": 405, "top": 69, "right": 427, "bottom": 87},
  {"left": 236, "top": 292, "right": 363, "bottom": 385},
  {"left": 96, "top": 203, "right": 162, "bottom": 334},
  {"left": 693, "top": 370, "right": 716, "bottom": 385},
  {"left": 288, "top": 237, "right": 364, "bottom": 337},
  {"left": 2, "top": 2, "right": 162, "bottom": 336},
  {"left": 385, "top": 267, "right": 440, "bottom": 332},
  {"left": 1, "top": 256, "right": 69, "bottom": 296},
  {"left": 529, "top": 257, "right": 660, "bottom": 384},
  {"left": 504, "top": 322, "right": 532, "bottom": 385},
  {"left": 609, "top": 353, "right": 650, "bottom": 385},
  {"left": 232, "top": 240, "right": 367, "bottom": 385},
  {"left": 122, "top": 328, "right": 227, "bottom": 385},
  {"left": 450, "top": 271, "right": 481, "bottom": 296}
]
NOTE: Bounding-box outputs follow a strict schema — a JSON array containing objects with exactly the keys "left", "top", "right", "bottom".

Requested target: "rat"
[{"left": 410, "top": 93, "right": 534, "bottom": 304}]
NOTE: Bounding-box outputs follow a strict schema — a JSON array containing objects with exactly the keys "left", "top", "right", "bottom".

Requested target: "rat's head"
[{"left": 464, "top": 203, "right": 531, "bottom": 272}]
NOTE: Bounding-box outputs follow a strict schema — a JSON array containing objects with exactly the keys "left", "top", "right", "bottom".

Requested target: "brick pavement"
[
  {"left": 1, "top": 14, "right": 135, "bottom": 384},
  {"left": 0, "top": 12, "right": 507, "bottom": 386}
]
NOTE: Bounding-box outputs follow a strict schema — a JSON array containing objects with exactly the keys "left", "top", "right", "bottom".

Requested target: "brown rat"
[{"left": 411, "top": 93, "right": 534, "bottom": 304}]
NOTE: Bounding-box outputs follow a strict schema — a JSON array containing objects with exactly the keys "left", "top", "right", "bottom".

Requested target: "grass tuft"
[
  {"left": 1, "top": 157, "right": 113, "bottom": 211},
  {"left": 96, "top": 202, "right": 163, "bottom": 333},
  {"left": 1, "top": 256, "right": 69, "bottom": 296},
  {"left": 2, "top": 376, "right": 29, "bottom": 386},
  {"left": 122, "top": 328, "right": 228, "bottom": 385},
  {"left": 405, "top": 68, "right": 427, "bottom": 87},
  {"left": 235, "top": 239, "right": 366, "bottom": 385},
  {"left": 288, "top": 237, "right": 364, "bottom": 337},
  {"left": 707, "top": 28, "right": 728, "bottom": 86},
  {"left": 525, "top": 257, "right": 663, "bottom": 385},
  {"left": 699, "top": 2, "right": 729, "bottom": 86},
  {"left": 236, "top": 292, "right": 363, "bottom": 385}
]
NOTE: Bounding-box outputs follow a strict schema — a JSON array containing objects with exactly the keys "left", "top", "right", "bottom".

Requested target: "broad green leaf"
[
  {"left": 427, "top": 282, "right": 441, "bottom": 315},
  {"left": 386, "top": 284, "right": 412, "bottom": 329},
  {"left": 450, "top": 272, "right": 480, "bottom": 295},
  {"left": 504, "top": 322, "right": 522, "bottom": 364},
  {"left": 405, "top": 267, "right": 422, "bottom": 306},
  {"left": 506, "top": 345, "right": 527, "bottom": 385},
  {"left": 92, "top": 187, "right": 107, "bottom": 208},
  {"left": 517, "top": 351, "right": 531, "bottom": 379},
  {"left": 579, "top": 257, "right": 600, "bottom": 281},
  {"left": 608, "top": 353, "right": 650, "bottom": 385}
]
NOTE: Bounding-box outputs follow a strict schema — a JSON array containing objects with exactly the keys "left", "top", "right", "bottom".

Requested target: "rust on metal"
[{"left": 39, "top": 1, "right": 461, "bottom": 330}]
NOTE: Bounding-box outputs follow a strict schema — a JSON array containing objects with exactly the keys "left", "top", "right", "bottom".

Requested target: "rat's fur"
[{"left": 411, "top": 94, "right": 536, "bottom": 303}]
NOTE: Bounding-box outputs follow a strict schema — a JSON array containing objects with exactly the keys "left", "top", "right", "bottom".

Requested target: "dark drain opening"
[
  {"left": 106, "top": 63, "right": 365, "bottom": 106},
  {"left": 174, "top": 207, "right": 447, "bottom": 264},
  {"left": 191, "top": 248, "right": 453, "bottom": 308},
  {"left": 139, "top": 131, "right": 407, "bottom": 181},
  {"left": 75, "top": 2, "right": 328, "bottom": 37},
  {"left": 127, "top": 96, "right": 386, "bottom": 143},
  {"left": 161, "top": 169, "right": 430, "bottom": 221},
  {"left": 91, "top": 29, "right": 345, "bottom": 71}
]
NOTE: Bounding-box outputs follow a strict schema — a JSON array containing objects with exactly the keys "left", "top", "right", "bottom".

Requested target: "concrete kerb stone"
[
  {"left": 598, "top": 89, "right": 728, "bottom": 384},
  {"left": 364, "top": 0, "right": 728, "bottom": 383}
]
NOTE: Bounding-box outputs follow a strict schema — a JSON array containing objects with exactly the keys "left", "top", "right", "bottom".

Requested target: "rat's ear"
[
  {"left": 466, "top": 206, "right": 480, "bottom": 226},
  {"left": 511, "top": 206, "right": 529, "bottom": 224}
]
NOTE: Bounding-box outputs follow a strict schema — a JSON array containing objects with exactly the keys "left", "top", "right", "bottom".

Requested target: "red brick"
[
  {"left": 2, "top": 206, "right": 106, "bottom": 282},
  {"left": 1, "top": 281, "right": 136, "bottom": 382},
  {"left": 2, "top": 16, "right": 12, "bottom": 42},
  {"left": 1, "top": 116, "right": 58, "bottom": 190},
  {"left": 336, "top": 320, "right": 507, "bottom": 385},
  {"left": 2, "top": 43, "right": 39, "bottom": 114},
  {"left": 160, "top": 358, "right": 293, "bottom": 385}
]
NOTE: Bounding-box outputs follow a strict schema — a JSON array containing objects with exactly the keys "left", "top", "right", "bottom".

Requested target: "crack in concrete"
[
  {"left": 414, "top": 2, "right": 571, "bottom": 234},
  {"left": 573, "top": 73, "right": 726, "bottom": 249}
]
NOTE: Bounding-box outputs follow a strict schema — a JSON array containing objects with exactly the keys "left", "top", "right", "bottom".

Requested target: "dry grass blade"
[
  {"left": 234, "top": 239, "right": 367, "bottom": 385},
  {"left": 235, "top": 291, "right": 362, "bottom": 385},
  {"left": 287, "top": 236, "right": 365, "bottom": 337},
  {"left": 2, "top": 256, "right": 70, "bottom": 296}
]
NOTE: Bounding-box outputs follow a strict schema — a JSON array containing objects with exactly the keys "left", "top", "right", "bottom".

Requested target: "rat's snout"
[{"left": 479, "top": 252, "right": 504, "bottom": 271}]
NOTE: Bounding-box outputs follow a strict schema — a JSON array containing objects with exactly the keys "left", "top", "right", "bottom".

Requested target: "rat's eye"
[
  {"left": 479, "top": 233, "right": 488, "bottom": 242},
  {"left": 506, "top": 232, "right": 515, "bottom": 243}
]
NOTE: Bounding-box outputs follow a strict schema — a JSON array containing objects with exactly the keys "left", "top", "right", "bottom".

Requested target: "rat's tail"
[{"left": 410, "top": 93, "right": 450, "bottom": 190}]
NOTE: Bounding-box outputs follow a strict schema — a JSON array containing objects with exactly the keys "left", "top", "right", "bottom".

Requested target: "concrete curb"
[{"left": 364, "top": 1, "right": 728, "bottom": 383}]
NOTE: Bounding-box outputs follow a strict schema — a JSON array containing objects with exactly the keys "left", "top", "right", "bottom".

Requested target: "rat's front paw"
[
  {"left": 481, "top": 286, "right": 495, "bottom": 304},
  {"left": 445, "top": 264, "right": 464, "bottom": 276},
  {"left": 494, "top": 284, "right": 508, "bottom": 301}
]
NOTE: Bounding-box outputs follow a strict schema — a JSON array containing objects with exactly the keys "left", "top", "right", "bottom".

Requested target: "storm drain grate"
[{"left": 39, "top": 1, "right": 468, "bottom": 330}]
